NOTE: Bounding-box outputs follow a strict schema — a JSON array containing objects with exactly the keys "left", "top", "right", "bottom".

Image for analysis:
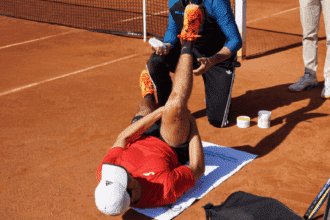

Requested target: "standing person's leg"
[
  {"left": 203, "top": 65, "right": 235, "bottom": 128},
  {"left": 289, "top": 0, "right": 321, "bottom": 91},
  {"left": 301, "top": 0, "right": 321, "bottom": 76},
  {"left": 321, "top": 0, "right": 330, "bottom": 98}
]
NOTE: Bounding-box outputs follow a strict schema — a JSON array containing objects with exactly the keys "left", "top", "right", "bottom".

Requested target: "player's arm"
[
  {"left": 111, "top": 106, "right": 165, "bottom": 149},
  {"left": 185, "top": 115, "right": 205, "bottom": 181}
]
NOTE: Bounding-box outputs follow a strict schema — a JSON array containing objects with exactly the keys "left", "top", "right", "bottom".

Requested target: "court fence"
[{"left": 0, "top": 0, "right": 246, "bottom": 59}]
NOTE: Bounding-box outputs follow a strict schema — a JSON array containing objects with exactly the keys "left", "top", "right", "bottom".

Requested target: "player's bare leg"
[
  {"left": 161, "top": 4, "right": 202, "bottom": 147},
  {"left": 160, "top": 51, "right": 194, "bottom": 147},
  {"left": 134, "top": 70, "right": 157, "bottom": 117},
  {"left": 134, "top": 94, "right": 156, "bottom": 117}
]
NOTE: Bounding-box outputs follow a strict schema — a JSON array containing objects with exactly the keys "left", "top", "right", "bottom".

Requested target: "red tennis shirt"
[{"left": 96, "top": 136, "right": 195, "bottom": 208}]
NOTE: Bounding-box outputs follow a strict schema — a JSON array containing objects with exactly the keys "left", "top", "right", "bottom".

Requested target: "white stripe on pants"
[{"left": 299, "top": 0, "right": 330, "bottom": 78}]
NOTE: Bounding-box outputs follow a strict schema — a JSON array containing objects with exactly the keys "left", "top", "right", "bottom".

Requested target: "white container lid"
[{"left": 237, "top": 116, "right": 250, "bottom": 128}]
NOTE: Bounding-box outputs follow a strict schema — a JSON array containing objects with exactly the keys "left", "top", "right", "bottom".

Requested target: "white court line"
[
  {"left": 0, "top": 9, "right": 169, "bottom": 49},
  {"left": 0, "top": 54, "right": 139, "bottom": 97},
  {"left": 0, "top": 30, "right": 80, "bottom": 50},
  {"left": 247, "top": 7, "right": 299, "bottom": 24},
  {"left": 0, "top": 6, "right": 299, "bottom": 97},
  {"left": 118, "top": 6, "right": 299, "bottom": 24},
  {"left": 0, "top": 6, "right": 298, "bottom": 49},
  {"left": 117, "top": 10, "right": 168, "bottom": 23}
]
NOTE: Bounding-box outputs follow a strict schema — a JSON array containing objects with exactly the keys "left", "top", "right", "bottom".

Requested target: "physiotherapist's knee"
[
  {"left": 147, "top": 53, "right": 166, "bottom": 75},
  {"left": 207, "top": 113, "right": 225, "bottom": 128},
  {"left": 208, "top": 119, "right": 223, "bottom": 128}
]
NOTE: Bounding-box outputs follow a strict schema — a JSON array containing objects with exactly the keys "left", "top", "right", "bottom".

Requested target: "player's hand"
[
  {"left": 193, "top": 57, "right": 212, "bottom": 76},
  {"left": 153, "top": 43, "right": 172, "bottom": 56}
]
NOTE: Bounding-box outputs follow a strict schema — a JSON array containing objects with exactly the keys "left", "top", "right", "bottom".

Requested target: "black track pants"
[{"left": 146, "top": 49, "right": 237, "bottom": 128}]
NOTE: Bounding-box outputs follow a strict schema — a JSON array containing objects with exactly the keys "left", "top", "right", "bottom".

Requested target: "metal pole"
[
  {"left": 235, "top": 0, "right": 246, "bottom": 60},
  {"left": 143, "top": 0, "right": 147, "bottom": 41}
]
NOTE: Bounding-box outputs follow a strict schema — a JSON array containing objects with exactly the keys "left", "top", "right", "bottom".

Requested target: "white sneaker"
[
  {"left": 288, "top": 74, "right": 319, "bottom": 91},
  {"left": 321, "top": 77, "right": 330, "bottom": 98}
]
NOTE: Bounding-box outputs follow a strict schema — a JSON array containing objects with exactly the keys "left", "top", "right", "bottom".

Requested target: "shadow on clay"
[
  {"left": 312, "top": 214, "right": 325, "bottom": 220},
  {"left": 192, "top": 82, "right": 328, "bottom": 158},
  {"left": 245, "top": 27, "right": 326, "bottom": 60}
]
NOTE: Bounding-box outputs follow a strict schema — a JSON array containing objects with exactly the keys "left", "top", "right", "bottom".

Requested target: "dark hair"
[
  {"left": 126, "top": 173, "right": 133, "bottom": 198},
  {"left": 126, "top": 188, "right": 133, "bottom": 198},
  {"left": 126, "top": 173, "right": 139, "bottom": 205}
]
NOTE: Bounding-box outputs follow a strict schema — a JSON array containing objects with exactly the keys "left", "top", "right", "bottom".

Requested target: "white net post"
[
  {"left": 143, "top": 0, "right": 147, "bottom": 41},
  {"left": 235, "top": 0, "right": 246, "bottom": 60}
]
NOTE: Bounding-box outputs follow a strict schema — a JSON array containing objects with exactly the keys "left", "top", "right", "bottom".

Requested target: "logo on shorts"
[
  {"left": 226, "top": 70, "right": 232, "bottom": 75},
  {"left": 143, "top": 172, "right": 155, "bottom": 176}
]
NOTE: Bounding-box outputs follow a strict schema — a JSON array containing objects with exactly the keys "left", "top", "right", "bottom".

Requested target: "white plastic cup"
[
  {"left": 237, "top": 116, "right": 250, "bottom": 128},
  {"left": 258, "top": 110, "right": 271, "bottom": 128}
]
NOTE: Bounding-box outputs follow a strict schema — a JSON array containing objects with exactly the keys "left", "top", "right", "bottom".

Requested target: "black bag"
[
  {"left": 325, "top": 191, "right": 330, "bottom": 220},
  {"left": 203, "top": 191, "right": 304, "bottom": 220}
]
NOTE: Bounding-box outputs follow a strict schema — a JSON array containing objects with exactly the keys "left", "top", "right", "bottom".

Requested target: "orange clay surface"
[{"left": 1, "top": 0, "right": 330, "bottom": 219}]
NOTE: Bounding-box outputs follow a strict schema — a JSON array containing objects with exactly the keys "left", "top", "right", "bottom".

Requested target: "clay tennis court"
[{"left": 1, "top": 0, "right": 329, "bottom": 219}]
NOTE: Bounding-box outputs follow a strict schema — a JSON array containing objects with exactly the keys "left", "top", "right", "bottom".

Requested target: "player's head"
[{"left": 94, "top": 163, "right": 131, "bottom": 215}]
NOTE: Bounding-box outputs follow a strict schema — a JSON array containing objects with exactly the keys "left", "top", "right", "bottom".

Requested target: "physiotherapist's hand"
[
  {"left": 153, "top": 43, "right": 172, "bottom": 56},
  {"left": 193, "top": 57, "right": 212, "bottom": 76}
]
